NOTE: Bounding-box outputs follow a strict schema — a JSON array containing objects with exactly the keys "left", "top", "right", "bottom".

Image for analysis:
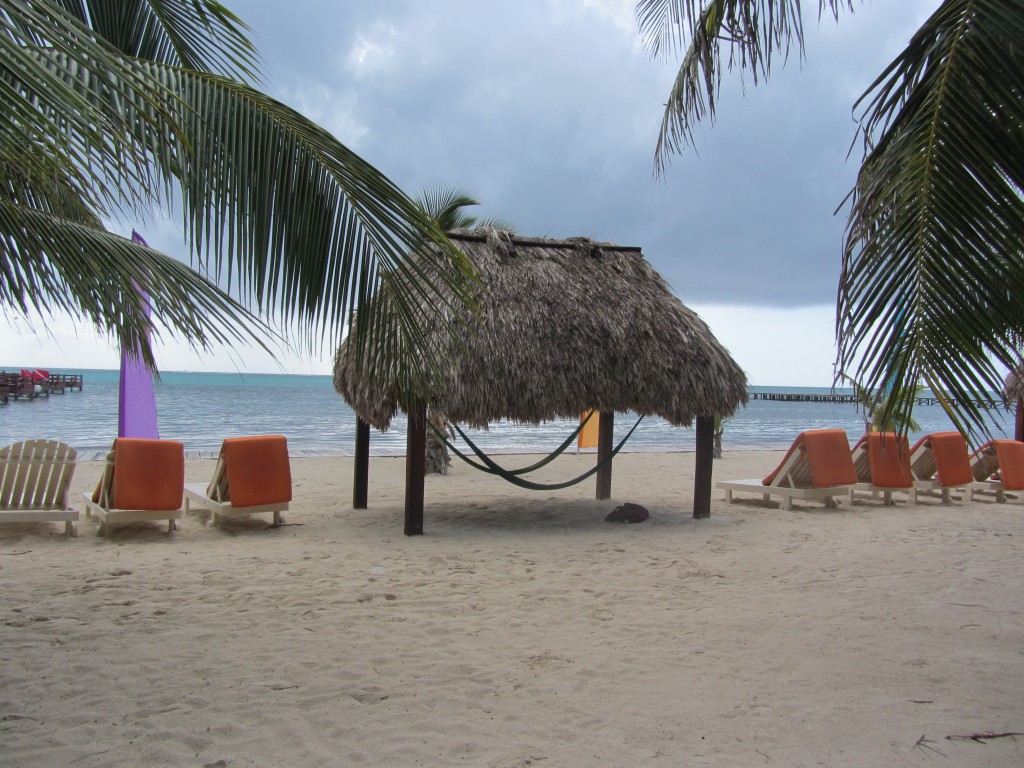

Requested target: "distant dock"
[
  {"left": 749, "top": 391, "right": 1007, "bottom": 408},
  {"left": 750, "top": 392, "right": 858, "bottom": 404},
  {"left": 0, "top": 371, "right": 84, "bottom": 402}
]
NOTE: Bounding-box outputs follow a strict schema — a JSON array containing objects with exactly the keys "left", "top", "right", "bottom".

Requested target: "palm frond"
[
  {"left": 837, "top": 0, "right": 1024, "bottom": 439},
  {"left": 0, "top": 3, "right": 184, "bottom": 218},
  {"left": 637, "top": 0, "right": 854, "bottom": 173},
  {"left": 0, "top": 140, "right": 102, "bottom": 225},
  {"left": 416, "top": 186, "right": 482, "bottom": 231},
  {"left": 415, "top": 185, "right": 517, "bottom": 233},
  {"left": 49, "top": 0, "right": 259, "bottom": 81},
  {"left": 3, "top": 1, "right": 481, "bottom": 396},
  {"left": 0, "top": 201, "right": 275, "bottom": 368},
  {"left": 147, "top": 68, "right": 480, "bottom": 360}
]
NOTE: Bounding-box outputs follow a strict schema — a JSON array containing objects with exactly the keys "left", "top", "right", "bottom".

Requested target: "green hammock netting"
[
  {"left": 430, "top": 414, "right": 644, "bottom": 491},
  {"left": 438, "top": 410, "right": 594, "bottom": 476}
]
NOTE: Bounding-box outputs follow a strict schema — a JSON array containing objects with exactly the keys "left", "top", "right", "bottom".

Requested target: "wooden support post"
[
  {"left": 596, "top": 411, "right": 614, "bottom": 500},
  {"left": 1016, "top": 398, "right": 1023, "bottom": 442},
  {"left": 693, "top": 414, "right": 714, "bottom": 519},
  {"left": 353, "top": 418, "right": 370, "bottom": 509},
  {"left": 404, "top": 402, "right": 426, "bottom": 536}
]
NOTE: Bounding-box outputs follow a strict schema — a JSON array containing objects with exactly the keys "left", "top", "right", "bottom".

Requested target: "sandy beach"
[{"left": 1, "top": 449, "right": 1022, "bottom": 767}]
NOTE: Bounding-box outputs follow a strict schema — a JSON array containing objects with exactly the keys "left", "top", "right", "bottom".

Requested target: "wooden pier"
[
  {"left": 749, "top": 391, "right": 1007, "bottom": 409},
  {"left": 0, "top": 371, "right": 84, "bottom": 403},
  {"left": 750, "top": 392, "right": 858, "bottom": 404}
]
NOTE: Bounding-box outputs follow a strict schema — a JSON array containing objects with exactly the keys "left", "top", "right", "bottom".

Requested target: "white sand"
[{"left": 1, "top": 450, "right": 1022, "bottom": 767}]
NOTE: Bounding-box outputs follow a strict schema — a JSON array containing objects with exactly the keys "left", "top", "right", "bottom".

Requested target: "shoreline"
[
  {"left": 74, "top": 445, "right": 792, "bottom": 462},
  {"left": 2, "top": 450, "right": 1021, "bottom": 767}
]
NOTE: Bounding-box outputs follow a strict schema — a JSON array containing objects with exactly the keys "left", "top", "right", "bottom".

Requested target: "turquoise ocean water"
[{"left": 0, "top": 368, "right": 1014, "bottom": 459}]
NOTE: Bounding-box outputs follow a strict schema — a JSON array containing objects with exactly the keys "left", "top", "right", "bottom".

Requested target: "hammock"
[
  {"left": 435, "top": 410, "right": 594, "bottom": 477},
  {"left": 430, "top": 414, "right": 644, "bottom": 491}
]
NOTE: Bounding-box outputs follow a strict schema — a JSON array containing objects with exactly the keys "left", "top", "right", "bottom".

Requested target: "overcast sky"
[{"left": 8, "top": 0, "right": 939, "bottom": 385}]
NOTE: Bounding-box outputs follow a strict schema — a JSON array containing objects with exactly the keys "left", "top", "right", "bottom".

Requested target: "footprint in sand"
[{"left": 348, "top": 686, "right": 389, "bottom": 704}]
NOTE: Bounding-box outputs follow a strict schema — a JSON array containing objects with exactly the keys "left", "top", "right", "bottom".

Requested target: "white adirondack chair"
[{"left": 0, "top": 440, "right": 79, "bottom": 537}]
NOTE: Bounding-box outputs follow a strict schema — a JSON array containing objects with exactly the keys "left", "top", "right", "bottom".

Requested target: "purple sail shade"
[{"left": 117, "top": 231, "right": 160, "bottom": 439}]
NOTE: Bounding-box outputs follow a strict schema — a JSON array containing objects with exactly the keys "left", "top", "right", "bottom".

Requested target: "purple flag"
[{"left": 118, "top": 231, "right": 160, "bottom": 438}]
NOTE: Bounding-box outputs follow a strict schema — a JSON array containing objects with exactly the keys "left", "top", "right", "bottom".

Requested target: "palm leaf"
[
  {"left": 0, "top": 201, "right": 275, "bottom": 368},
  {"left": 637, "top": 0, "right": 853, "bottom": 174},
  {"left": 415, "top": 185, "right": 517, "bottom": 233},
  {"left": 2, "top": 1, "right": 480, "bottom": 396},
  {"left": 174, "top": 72, "right": 479, "bottom": 375},
  {"left": 50, "top": 0, "right": 259, "bottom": 81},
  {"left": 417, "top": 186, "right": 482, "bottom": 231},
  {"left": 837, "top": 0, "right": 1024, "bottom": 440},
  {"left": 0, "top": 3, "right": 186, "bottom": 219}
]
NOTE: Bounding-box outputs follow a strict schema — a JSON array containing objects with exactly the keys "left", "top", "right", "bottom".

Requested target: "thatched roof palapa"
[{"left": 334, "top": 228, "right": 747, "bottom": 430}]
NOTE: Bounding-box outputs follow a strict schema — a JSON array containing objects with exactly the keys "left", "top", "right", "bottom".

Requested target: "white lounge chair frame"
[
  {"left": 0, "top": 439, "right": 79, "bottom": 536},
  {"left": 183, "top": 454, "right": 287, "bottom": 526},
  {"left": 716, "top": 447, "right": 851, "bottom": 511},
  {"left": 969, "top": 443, "right": 1012, "bottom": 503}
]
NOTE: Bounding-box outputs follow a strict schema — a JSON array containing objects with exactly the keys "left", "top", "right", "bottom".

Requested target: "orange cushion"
[
  {"left": 222, "top": 435, "right": 292, "bottom": 508},
  {"left": 111, "top": 438, "right": 184, "bottom": 511},
  {"left": 994, "top": 440, "right": 1024, "bottom": 490},
  {"left": 928, "top": 432, "right": 973, "bottom": 487},
  {"left": 763, "top": 430, "right": 856, "bottom": 487},
  {"left": 867, "top": 432, "right": 913, "bottom": 488},
  {"left": 804, "top": 429, "right": 857, "bottom": 487}
]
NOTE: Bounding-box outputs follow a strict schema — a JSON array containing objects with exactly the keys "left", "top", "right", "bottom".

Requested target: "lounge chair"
[
  {"left": 969, "top": 439, "right": 1024, "bottom": 503},
  {"left": 0, "top": 439, "right": 79, "bottom": 536},
  {"left": 717, "top": 429, "right": 858, "bottom": 511},
  {"left": 183, "top": 435, "right": 291, "bottom": 526},
  {"left": 848, "top": 432, "right": 916, "bottom": 505},
  {"left": 908, "top": 431, "right": 975, "bottom": 503},
  {"left": 83, "top": 438, "right": 184, "bottom": 536}
]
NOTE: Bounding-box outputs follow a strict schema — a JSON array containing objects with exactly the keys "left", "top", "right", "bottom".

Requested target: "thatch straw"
[
  {"left": 1005, "top": 366, "right": 1024, "bottom": 401},
  {"left": 334, "top": 228, "right": 747, "bottom": 430}
]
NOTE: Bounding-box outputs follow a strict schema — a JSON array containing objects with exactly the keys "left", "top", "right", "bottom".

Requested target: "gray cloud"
[{"left": 240, "top": 0, "right": 938, "bottom": 308}]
